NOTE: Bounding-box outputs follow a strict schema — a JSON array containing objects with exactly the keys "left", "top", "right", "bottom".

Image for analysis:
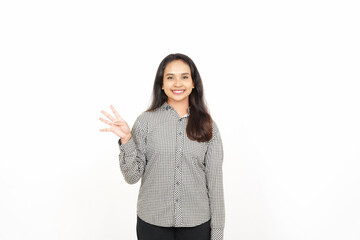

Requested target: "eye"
[
  {"left": 167, "top": 77, "right": 173, "bottom": 79},
  {"left": 183, "top": 76, "right": 188, "bottom": 79}
]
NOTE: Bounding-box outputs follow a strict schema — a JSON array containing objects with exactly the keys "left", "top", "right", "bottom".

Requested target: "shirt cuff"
[
  {"left": 211, "top": 228, "right": 224, "bottom": 240},
  {"left": 118, "top": 137, "right": 136, "bottom": 157}
]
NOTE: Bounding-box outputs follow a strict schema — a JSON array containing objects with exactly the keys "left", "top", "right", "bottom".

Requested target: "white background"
[{"left": 1, "top": 0, "right": 359, "bottom": 239}]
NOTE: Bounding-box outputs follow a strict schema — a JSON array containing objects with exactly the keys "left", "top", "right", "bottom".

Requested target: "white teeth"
[{"left": 173, "top": 90, "right": 184, "bottom": 93}]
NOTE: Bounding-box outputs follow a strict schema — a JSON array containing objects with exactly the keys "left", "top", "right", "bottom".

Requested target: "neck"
[{"left": 167, "top": 99, "right": 189, "bottom": 113}]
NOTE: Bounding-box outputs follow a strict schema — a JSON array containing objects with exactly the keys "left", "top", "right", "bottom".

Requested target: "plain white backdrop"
[{"left": 0, "top": 0, "right": 359, "bottom": 239}]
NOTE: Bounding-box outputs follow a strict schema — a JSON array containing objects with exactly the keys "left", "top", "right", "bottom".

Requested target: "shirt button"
[
  {"left": 176, "top": 165, "right": 180, "bottom": 168},
  {"left": 175, "top": 199, "right": 179, "bottom": 203},
  {"left": 176, "top": 181, "right": 180, "bottom": 185},
  {"left": 178, "top": 132, "right": 182, "bottom": 135}
]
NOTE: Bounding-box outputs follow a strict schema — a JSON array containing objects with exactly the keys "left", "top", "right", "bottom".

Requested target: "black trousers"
[{"left": 136, "top": 215, "right": 211, "bottom": 240}]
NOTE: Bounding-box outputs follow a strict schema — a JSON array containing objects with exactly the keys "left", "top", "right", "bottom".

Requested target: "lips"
[{"left": 172, "top": 90, "right": 185, "bottom": 94}]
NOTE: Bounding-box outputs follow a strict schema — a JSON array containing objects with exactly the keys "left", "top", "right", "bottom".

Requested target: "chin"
[{"left": 170, "top": 96, "right": 188, "bottom": 102}]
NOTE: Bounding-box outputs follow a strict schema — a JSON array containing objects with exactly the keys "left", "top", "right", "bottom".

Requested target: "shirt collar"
[{"left": 160, "top": 101, "right": 190, "bottom": 117}]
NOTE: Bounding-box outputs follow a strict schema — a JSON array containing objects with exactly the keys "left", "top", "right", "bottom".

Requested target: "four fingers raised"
[{"left": 99, "top": 105, "right": 125, "bottom": 132}]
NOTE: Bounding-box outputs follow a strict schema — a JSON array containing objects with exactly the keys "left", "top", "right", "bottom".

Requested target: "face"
[{"left": 162, "top": 60, "right": 195, "bottom": 105}]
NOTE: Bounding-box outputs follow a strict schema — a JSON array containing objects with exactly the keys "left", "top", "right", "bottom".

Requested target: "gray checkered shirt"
[{"left": 118, "top": 101, "right": 225, "bottom": 240}]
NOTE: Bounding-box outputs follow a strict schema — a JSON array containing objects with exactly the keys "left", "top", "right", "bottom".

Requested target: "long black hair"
[{"left": 146, "top": 53, "right": 213, "bottom": 142}]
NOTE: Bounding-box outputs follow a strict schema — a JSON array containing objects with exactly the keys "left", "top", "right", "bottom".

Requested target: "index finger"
[{"left": 110, "top": 104, "right": 124, "bottom": 121}]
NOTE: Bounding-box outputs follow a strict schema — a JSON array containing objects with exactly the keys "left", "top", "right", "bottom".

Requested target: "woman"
[{"left": 99, "top": 53, "right": 225, "bottom": 240}]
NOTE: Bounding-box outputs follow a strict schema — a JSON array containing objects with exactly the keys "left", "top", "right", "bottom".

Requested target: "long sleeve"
[
  {"left": 118, "top": 115, "right": 147, "bottom": 184},
  {"left": 205, "top": 121, "right": 225, "bottom": 240}
]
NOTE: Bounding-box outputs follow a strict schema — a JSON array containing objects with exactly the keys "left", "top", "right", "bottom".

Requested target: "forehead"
[{"left": 164, "top": 60, "right": 190, "bottom": 74}]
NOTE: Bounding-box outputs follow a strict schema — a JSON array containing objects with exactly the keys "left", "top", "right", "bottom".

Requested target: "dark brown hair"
[{"left": 145, "top": 53, "right": 213, "bottom": 142}]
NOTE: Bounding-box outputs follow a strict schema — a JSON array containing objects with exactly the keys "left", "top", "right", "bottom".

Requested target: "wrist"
[{"left": 121, "top": 134, "right": 132, "bottom": 144}]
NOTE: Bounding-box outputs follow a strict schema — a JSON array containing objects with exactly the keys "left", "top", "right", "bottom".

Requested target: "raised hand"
[{"left": 99, "top": 105, "right": 132, "bottom": 142}]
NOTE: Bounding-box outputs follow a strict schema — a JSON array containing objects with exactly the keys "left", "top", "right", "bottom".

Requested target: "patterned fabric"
[{"left": 118, "top": 101, "right": 225, "bottom": 240}]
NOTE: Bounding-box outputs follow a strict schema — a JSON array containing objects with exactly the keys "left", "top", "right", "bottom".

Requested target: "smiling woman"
[
  {"left": 99, "top": 53, "right": 225, "bottom": 240},
  {"left": 147, "top": 53, "right": 215, "bottom": 143}
]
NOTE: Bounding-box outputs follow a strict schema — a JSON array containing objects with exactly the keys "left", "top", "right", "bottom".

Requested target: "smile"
[{"left": 172, "top": 90, "right": 185, "bottom": 95}]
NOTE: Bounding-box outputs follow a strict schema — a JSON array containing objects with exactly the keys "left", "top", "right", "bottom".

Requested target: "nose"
[{"left": 174, "top": 77, "right": 182, "bottom": 87}]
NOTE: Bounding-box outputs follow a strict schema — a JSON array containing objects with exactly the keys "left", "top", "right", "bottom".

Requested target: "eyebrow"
[{"left": 165, "top": 73, "right": 190, "bottom": 76}]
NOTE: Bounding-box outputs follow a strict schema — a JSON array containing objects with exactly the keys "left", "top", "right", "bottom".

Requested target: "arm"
[
  {"left": 118, "top": 115, "right": 147, "bottom": 184},
  {"left": 205, "top": 121, "right": 225, "bottom": 240}
]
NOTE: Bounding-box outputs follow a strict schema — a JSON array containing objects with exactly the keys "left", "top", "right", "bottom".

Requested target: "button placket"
[{"left": 174, "top": 119, "right": 184, "bottom": 227}]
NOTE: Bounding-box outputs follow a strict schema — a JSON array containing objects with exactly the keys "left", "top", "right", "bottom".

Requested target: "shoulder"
[
  {"left": 136, "top": 107, "right": 161, "bottom": 122},
  {"left": 134, "top": 107, "right": 163, "bottom": 129},
  {"left": 210, "top": 119, "right": 221, "bottom": 142}
]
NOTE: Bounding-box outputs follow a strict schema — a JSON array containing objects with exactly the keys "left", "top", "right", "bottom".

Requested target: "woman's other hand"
[{"left": 99, "top": 105, "right": 132, "bottom": 143}]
